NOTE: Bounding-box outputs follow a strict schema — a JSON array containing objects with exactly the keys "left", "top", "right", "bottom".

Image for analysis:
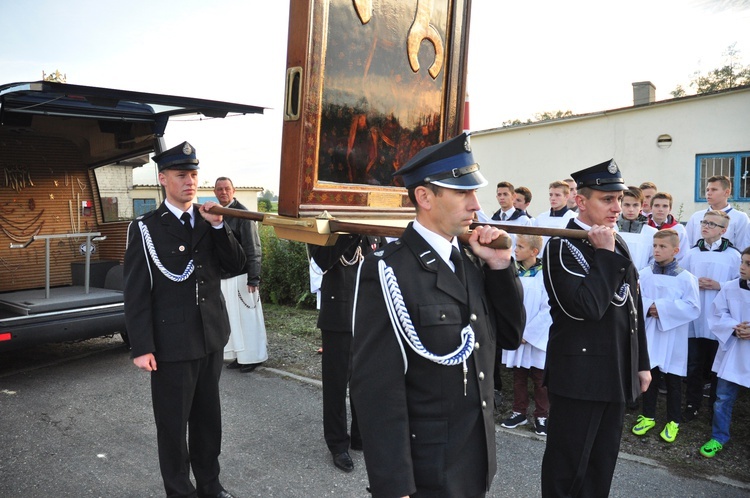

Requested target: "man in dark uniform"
[
  {"left": 124, "top": 142, "right": 246, "bottom": 498},
  {"left": 309, "top": 233, "right": 382, "bottom": 472},
  {"left": 541, "top": 159, "right": 651, "bottom": 498},
  {"left": 351, "top": 133, "right": 525, "bottom": 498}
]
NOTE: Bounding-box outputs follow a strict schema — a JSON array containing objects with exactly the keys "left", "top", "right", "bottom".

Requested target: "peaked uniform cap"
[
  {"left": 571, "top": 159, "right": 626, "bottom": 192},
  {"left": 393, "top": 133, "right": 488, "bottom": 189},
  {"left": 153, "top": 141, "right": 200, "bottom": 171}
]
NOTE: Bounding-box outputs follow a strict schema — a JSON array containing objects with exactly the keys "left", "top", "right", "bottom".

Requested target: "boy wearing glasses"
[
  {"left": 681, "top": 210, "right": 741, "bottom": 422},
  {"left": 685, "top": 175, "right": 749, "bottom": 249}
]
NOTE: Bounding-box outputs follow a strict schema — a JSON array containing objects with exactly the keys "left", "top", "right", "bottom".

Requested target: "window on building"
[
  {"left": 695, "top": 152, "right": 750, "bottom": 202},
  {"left": 133, "top": 199, "right": 157, "bottom": 217}
]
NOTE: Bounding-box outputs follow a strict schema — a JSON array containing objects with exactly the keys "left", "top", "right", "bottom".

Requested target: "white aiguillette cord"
[{"left": 377, "top": 259, "right": 475, "bottom": 395}]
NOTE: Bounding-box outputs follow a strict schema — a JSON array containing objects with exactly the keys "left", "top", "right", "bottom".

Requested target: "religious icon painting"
[{"left": 278, "top": 0, "right": 471, "bottom": 217}]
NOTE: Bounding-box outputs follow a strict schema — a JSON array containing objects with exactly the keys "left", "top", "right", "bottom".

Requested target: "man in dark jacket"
[
  {"left": 124, "top": 142, "right": 245, "bottom": 498},
  {"left": 309, "top": 234, "right": 382, "bottom": 473},
  {"left": 214, "top": 177, "right": 266, "bottom": 373},
  {"left": 541, "top": 159, "right": 651, "bottom": 498},
  {"left": 351, "top": 133, "right": 525, "bottom": 497}
]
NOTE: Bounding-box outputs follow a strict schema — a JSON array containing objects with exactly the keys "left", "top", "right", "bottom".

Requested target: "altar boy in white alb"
[
  {"left": 631, "top": 229, "right": 700, "bottom": 443},
  {"left": 500, "top": 234, "right": 552, "bottom": 436},
  {"left": 681, "top": 210, "right": 741, "bottom": 422},
  {"left": 699, "top": 246, "right": 750, "bottom": 459}
]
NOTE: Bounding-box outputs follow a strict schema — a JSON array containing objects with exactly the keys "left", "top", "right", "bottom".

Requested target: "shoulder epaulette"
[
  {"left": 372, "top": 239, "right": 405, "bottom": 259},
  {"left": 136, "top": 210, "right": 156, "bottom": 221}
]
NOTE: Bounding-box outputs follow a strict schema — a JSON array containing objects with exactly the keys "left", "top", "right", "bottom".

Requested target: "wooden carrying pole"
[{"left": 201, "top": 204, "right": 589, "bottom": 250}]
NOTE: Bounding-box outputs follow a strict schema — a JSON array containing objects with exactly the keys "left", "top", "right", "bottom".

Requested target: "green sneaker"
[
  {"left": 700, "top": 438, "right": 723, "bottom": 458},
  {"left": 632, "top": 415, "right": 656, "bottom": 436},
  {"left": 660, "top": 421, "right": 679, "bottom": 443}
]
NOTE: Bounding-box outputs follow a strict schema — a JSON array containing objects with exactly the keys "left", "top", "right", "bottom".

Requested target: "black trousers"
[
  {"left": 541, "top": 394, "right": 625, "bottom": 498},
  {"left": 321, "top": 329, "right": 359, "bottom": 454},
  {"left": 685, "top": 337, "right": 718, "bottom": 410},
  {"left": 642, "top": 367, "right": 682, "bottom": 423},
  {"left": 151, "top": 351, "right": 224, "bottom": 498}
]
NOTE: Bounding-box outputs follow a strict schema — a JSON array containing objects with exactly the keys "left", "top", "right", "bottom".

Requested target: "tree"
[
  {"left": 261, "top": 189, "right": 275, "bottom": 200},
  {"left": 502, "top": 110, "right": 573, "bottom": 128},
  {"left": 671, "top": 43, "right": 750, "bottom": 97},
  {"left": 257, "top": 198, "right": 273, "bottom": 212}
]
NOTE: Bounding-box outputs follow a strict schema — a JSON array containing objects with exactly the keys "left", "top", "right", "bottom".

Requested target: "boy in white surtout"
[
  {"left": 533, "top": 180, "right": 577, "bottom": 253},
  {"left": 700, "top": 246, "right": 750, "bottom": 458},
  {"left": 681, "top": 210, "right": 741, "bottom": 422},
  {"left": 631, "top": 229, "right": 700, "bottom": 443},
  {"left": 646, "top": 192, "right": 690, "bottom": 262},
  {"left": 685, "top": 175, "right": 749, "bottom": 249},
  {"left": 616, "top": 186, "right": 657, "bottom": 271},
  {"left": 500, "top": 234, "right": 551, "bottom": 436}
]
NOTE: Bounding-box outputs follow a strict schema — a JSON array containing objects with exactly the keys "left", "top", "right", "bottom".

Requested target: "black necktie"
[
  {"left": 450, "top": 246, "right": 466, "bottom": 287},
  {"left": 180, "top": 212, "right": 192, "bottom": 236},
  {"left": 501, "top": 212, "right": 507, "bottom": 221}
]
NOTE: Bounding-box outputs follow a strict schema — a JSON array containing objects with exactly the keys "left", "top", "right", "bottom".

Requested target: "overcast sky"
[{"left": 1, "top": 0, "right": 749, "bottom": 193}]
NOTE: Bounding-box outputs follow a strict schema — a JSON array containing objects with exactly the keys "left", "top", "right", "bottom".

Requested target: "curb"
[{"left": 261, "top": 366, "right": 750, "bottom": 493}]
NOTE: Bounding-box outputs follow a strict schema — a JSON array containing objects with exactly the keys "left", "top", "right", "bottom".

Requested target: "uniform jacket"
[
  {"left": 350, "top": 224, "right": 525, "bottom": 498},
  {"left": 543, "top": 219, "right": 650, "bottom": 403},
  {"left": 220, "top": 198, "right": 262, "bottom": 286},
  {"left": 123, "top": 203, "right": 246, "bottom": 362},
  {"left": 309, "top": 234, "right": 381, "bottom": 333},
  {"left": 490, "top": 206, "right": 531, "bottom": 225}
]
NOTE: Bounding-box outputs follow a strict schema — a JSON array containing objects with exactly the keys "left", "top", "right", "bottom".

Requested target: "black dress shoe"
[
  {"left": 198, "top": 490, "right": 236, "bottom": 498},
  {"left": 239, "top": 362, "right": 262, "bottom": 373},
  {"left": 226, "top": 360, "right": 240, "bottom": 369},
  {"left": 333, "top": 451, "right": 354, "bottom": 472}
]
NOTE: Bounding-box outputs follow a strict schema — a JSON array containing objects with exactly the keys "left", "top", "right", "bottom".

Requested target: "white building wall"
[{"left": 471, "top": 88, "right": 750, "bottom": 222}]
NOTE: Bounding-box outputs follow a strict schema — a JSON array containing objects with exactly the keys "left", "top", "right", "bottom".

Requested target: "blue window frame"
[
  {"left": 695, "top": 152, "right": 750, "bottom": 202},
  {"left": 133, "top": 198, "right": 157, "bottom": 217}
]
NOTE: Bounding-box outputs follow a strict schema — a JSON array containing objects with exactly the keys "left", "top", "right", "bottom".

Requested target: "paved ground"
[{"left": 0, "top": 343, "right": 748, "bottom": 497}]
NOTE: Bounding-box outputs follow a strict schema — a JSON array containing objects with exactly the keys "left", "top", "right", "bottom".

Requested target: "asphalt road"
[{"left": 1, "top": 340, "right": 749, "bottom": 497}]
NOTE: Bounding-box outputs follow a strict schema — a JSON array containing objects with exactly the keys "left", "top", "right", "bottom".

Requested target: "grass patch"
[{"left": 263, "top": 302, "right": 321, "bottom": 379}]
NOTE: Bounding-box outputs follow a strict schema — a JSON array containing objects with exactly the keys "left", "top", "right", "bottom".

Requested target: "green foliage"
[
  {"left": 257, "top": 198, "right": 273, "bottom": 212},
  {"left": 502, "top": 110, "right": 573, "bottom": 127},
  {"left": 258, "top": 225, "right": 316, "bottom": 308},
  {"left": 533, "top": 110, "right": 574, "bottom": 121},
  {"left": 670, "top": 85, "right": 687, "bottom": 98},
  {"left": 672, "top": 43, "right": 750, "bottom": 97}
]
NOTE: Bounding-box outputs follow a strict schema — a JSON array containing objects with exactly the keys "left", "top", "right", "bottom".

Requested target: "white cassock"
[
  {"left": 669, "top": 223, "right": 691, "bottom": 264},
  {"left": 534, "top": 210, "right": 577, "bottom": 255},
  {"left": 639, "top": 267, "right": 701, "bottom": 376},
  {"left": 708, "top": 279, "right": 750, "bottom": 388},
  {"left": 617, "top": 224, "right": 657, "bottom": 272},
  {"left": 502, "top": 271, "right": 551, "bottom": 369},
  {"left": 682, "top": 247, "right": 741, "bottom": 339},
  {"left": 223, "top": 274, "right": 268, "bottom": 364}
]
